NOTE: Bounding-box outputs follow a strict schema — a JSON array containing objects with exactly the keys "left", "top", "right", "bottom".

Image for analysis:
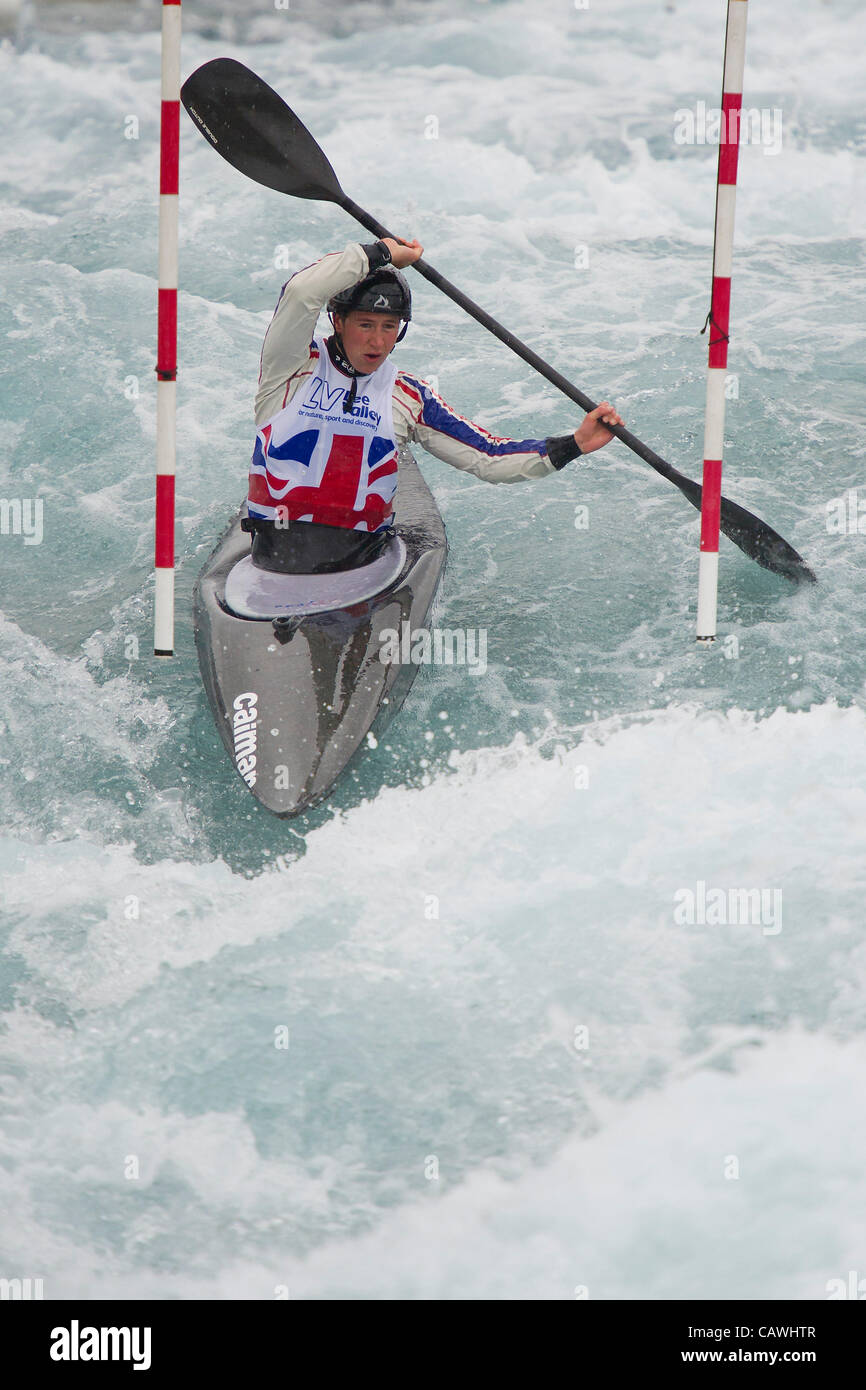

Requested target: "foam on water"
[
  {"left": 3, "top": 701, "right": 866, "bottom": 1295},
  {"left": 1, "top": 0, "right": 865, "bottom": 1298}
]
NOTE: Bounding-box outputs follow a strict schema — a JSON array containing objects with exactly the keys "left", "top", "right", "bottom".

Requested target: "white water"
[{"left": 1, "top": 0, "right": 865, "bottom": 1300}]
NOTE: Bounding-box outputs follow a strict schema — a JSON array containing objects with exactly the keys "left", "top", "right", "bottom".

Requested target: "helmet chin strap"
[
  {"left": 326, "top": 324, "right": 361, "bottom": 382},
  {"left": 343, "top": 372, "right": 359, "bottom": 413},
  {"left": 326, "top": 328, "right": 362, "bottom": 413}
]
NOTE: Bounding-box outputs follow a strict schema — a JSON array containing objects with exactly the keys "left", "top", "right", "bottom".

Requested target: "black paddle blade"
[
  {"left": 670, "top": 467, "right": 816, "bottom": 584},
  {"left": 720, "top": 496, "right": 816, "bottom": 585},
  {"left": 180, "top": 58, "right": 344, "bottom": 202}
]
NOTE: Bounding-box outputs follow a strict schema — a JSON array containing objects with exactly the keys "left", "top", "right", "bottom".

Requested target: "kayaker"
[{"left": 247, "top": 235, "right": 624, "bottom": 568}]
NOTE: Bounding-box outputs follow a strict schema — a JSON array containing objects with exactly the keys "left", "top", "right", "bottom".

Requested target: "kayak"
[{"left": 193, "top": 445, "right": 447, "bottom": 816}]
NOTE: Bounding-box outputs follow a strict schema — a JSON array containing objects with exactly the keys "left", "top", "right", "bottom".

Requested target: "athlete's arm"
[
  {"left": 393, "top": 374, "right": 624, "bottom": 481},
  {"left": 255, "top": 242, "right": 387, "bottom": 425},
  {"left": 393, "top": 375, "right": 571, "bottom": 483}
]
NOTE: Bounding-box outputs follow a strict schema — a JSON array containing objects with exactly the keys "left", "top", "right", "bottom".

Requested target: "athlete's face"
[{"left": 334, "top": 310, "right": 401, "bottom": 374}]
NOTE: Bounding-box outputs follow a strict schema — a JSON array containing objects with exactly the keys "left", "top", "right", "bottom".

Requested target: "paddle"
[{"left": 181, "top": 58, "right": 816, "bottom": 586}]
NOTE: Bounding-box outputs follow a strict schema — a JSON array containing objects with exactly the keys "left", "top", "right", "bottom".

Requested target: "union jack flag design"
[{"left": 248, "top": 338, "right": 400, "bottom": 532}]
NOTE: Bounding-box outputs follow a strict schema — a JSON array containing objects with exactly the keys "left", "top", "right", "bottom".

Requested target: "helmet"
[{"left": 328, "top": 267, "right": 412, "bottom": 341}]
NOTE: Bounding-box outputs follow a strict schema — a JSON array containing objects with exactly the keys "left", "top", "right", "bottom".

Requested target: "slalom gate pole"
[
  {"left": 696, "top": 0, "right": 749, "bottom": 643},
  {"left": 154, "top": 0, "right": 181, "bottom": 657}
]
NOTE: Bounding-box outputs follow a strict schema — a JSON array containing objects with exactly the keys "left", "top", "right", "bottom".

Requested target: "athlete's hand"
[
  {"left": 382, "top": 236, "right": 424, "bottom": 269},
  {"left": 574, "top": 401, "right": 623, "bottom": 454}
]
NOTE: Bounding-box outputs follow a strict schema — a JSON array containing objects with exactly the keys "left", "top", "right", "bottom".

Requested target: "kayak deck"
[
  {"left": 193, "top": 446, "right": 447, "bottom": 816},
  {"left": 224, "top": 536, "right": 408, "bottom": 618}
]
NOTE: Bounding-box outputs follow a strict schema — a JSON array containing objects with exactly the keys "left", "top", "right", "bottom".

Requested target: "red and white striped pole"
[
  {"left": 154, "top": 0, "right": 181, "bottom": 657},
  {"left": 696, "top": 0, "right": 749, "bottom": 643}
]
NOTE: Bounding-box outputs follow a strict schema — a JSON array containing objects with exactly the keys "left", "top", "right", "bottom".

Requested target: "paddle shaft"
[
  {"left": 341, "top": 194, "right": 699, "bottom": 503},
  {"left": 178, "top": 57, "right": 815, "bottom": 581}
]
